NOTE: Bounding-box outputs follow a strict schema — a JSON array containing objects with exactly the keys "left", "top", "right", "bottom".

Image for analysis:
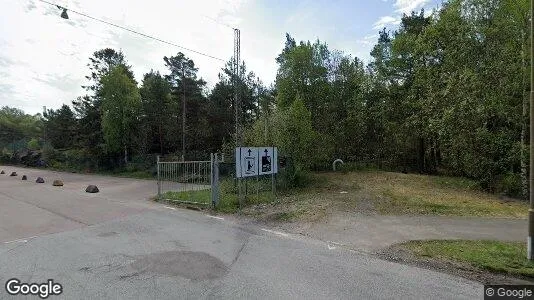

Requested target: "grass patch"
[
  {"left": 161, "top": 178, "right": 276, "bottom": 213},
  {"left": 165, "top": 170, "right": 528, "bottom": 219},
  {"left": 400, "top": 240, "right": 534, "bottom": 278},
  {"left": 345, "top": 171, "right": 527, "bottom": 218},
  {"left": 163, "top": 189, "right": 211, "bottom": 205}
]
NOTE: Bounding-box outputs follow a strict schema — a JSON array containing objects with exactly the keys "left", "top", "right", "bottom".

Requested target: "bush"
[
  {"left": 277, "top": 158, "right": 310, "bottom": 190},
  {"left": 27, "top": 138, "right": 40, "bottom": 150},
  {"left": 497, "top": 172, "right": 524, "bottom": 199}
]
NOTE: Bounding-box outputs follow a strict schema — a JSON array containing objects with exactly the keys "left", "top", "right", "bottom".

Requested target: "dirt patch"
[{"left": 375, "top": 244, "right": 534, "bottom": 285}]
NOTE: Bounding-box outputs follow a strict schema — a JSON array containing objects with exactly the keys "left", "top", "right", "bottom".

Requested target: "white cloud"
[
  {"left": 0, "top": 0, "right": 244, "bottom": 114},
  {"left": 373, "top": 16, "right": 400, "bottom": 29},
  {"left": 394, "top": 0, "right": 429, "bottom": 14}
]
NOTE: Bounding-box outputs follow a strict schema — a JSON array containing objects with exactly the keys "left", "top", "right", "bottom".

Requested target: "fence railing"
[{"left": 156, "top": 154, "right": 221, "bottom": 206}]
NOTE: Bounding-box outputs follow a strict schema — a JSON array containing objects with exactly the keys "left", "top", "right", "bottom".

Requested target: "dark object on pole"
[
  {"left": 21, "top": 175, "right": 27, "bottom": 180},
  {"left": 529, "top": 0, "right": 534, "bottom": 261},
  {"left": 60, "top": 8, "right": 69, "bottom": 19},
  {"left": 86, "top": 185, "right": 99, "bottom": 193},
  {"left": 36, "top": 177, "right": 45, "bottom": 183},
  {"left": 9, "top": 172, "right": 17, "bottom": 177}
]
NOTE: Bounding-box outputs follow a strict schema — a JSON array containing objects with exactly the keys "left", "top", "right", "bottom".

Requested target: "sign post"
[{"left": 235, "top": 147, "right": 278, "bottom": 203}]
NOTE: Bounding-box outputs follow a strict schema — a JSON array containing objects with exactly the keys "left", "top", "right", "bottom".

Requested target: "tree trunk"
[
  {"left": 158, "top": 122, "right": 163, "bottom": 155},
  {"left": 124, "top": 145, "right": 128, "bottom": 165},
  {"left": 418, "top": 137, "right": 425, "bottom": 174}
]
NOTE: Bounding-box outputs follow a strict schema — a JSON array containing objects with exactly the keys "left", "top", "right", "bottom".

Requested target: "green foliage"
[
  {"left": 403, "top": 240, "right": 534, "bottom": 278},
  {"left": 43, "top": 104, "right": 77, "bottom": 149},
  {"left": 100, "top": 64, "right": 142, "bottom": 162},
  {"left": 27, "top": 138, "right": 40, "bottom": 150},
  {"left": 7, "top": 1, "right": 533, "bottom": 200},
  {"left": 0, "top": 106, "right": 42, "bottom": 150}
]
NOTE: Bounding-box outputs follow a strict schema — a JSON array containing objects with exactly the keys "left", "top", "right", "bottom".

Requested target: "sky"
[{"left": 0, "top": 0, "right": 441, "bottom": 115}]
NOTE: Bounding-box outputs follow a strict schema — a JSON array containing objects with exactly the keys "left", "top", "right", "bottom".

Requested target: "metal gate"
[{"left": 157, "top": 154, "right": 219, "bottom": 206}]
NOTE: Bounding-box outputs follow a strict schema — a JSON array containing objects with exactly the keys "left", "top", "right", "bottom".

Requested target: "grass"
[
  {"left": 163, "top": 189, "right": 212, "bottom": 205},
  {"left": 342, "top": 171, "right": 528, "bottom": 218},
  {"left": 161, "top": 178, "right": 276, "bottom": 213},
  {"left": 199, "top": 170, "right": 528, "bottom": 221},
  {"left": 400, "top": 240, "right": 534, "bottom": 278}
]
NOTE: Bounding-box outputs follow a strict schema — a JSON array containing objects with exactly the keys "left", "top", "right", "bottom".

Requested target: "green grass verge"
[
  {"left": 401, "top": 240, "right": 534, "bottom": 278},
  {"left": 340, "top": 171, "right": 527, "bottom": 218},
  {"left": 161, "top": 178, "right": 276, "bottom": 213}
]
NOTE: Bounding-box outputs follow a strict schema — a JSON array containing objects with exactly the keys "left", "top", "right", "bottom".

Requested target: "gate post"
[
  {"left": 157, "top": 155, "right": 161, "bottom": 199},
  {"left": 211, "top": 153, "right": 220, "bottom": 207}
]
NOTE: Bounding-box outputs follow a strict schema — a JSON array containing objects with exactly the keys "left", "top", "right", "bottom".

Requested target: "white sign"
[
  {"left": 258, "top": 147, "right": 278, "bottom": 175},
  {"left": 236, "top": 147, "right": 258, "bottom": 178},
  {"left": 235, "top": 147, "right": 278, "bottom": 178}
]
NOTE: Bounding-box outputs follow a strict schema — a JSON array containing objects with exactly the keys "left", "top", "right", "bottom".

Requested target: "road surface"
[{"left": 0, "top": 166, "right": 481, "bottom": 299}]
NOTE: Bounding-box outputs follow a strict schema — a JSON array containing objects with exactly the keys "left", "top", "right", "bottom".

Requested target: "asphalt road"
[{"left": 0, "top": 166, "right": 481, "bottom": 299}]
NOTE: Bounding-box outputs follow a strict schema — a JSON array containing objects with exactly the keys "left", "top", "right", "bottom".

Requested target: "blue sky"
[{"left": 0, "top": 0, "right": 441, "bottom": 114}]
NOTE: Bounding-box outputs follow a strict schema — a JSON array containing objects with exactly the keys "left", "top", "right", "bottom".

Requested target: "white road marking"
[
  {"left": 164, "top": 206, "right": 176, "bottom": 210},
  {"left": 261, "top": 229, "right": 289, "bottom": 237},
  {"left": 327, "top": 241, "right": 344, "bottom": 250},
  {"left": 207, "top": 215, "right": 224, "bottom": 220},
  {"left": 4, "top": 236, "right": 37, "bottom": 244}
]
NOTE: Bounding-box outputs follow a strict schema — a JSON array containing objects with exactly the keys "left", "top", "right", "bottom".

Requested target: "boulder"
[
  {"left": 85, "top": 185, "right": 99, "bottom": 193},
  {"left": 36, "top": 177, "right": 45, "bottom": 183},
  {"left": 52, "top": 180, "right": 64, "bottom": 186},
  {"left": 0, "top": 170, "right": 4, "bottom": 174},
  {"left": 21, "top": 175, "right": 27, "bottom": 180},
  {"left": 9, "top": 172, "right": 17, "bottom": 176}
]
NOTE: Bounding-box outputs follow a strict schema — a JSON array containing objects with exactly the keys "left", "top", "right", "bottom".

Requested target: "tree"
[
  {"left": 100, "top": 64, "right": 141, "bottom": 164},
  {"left": 43, "top": 104, "right": 77, "bottom": 149},
  {"left": 139, "top": 70, "right": 172, "bottom": 155},
  {"left": 73, "top": 48, "right": 135, "bottom": 164}
]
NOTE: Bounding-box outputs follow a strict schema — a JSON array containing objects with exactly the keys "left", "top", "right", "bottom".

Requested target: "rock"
[
  {"left": 21, "top": 175, "right": 27, "bottom": 180},
  {"left": 0, "top": 170, "right": 4, "bottom": 174},
  {"left": 85, "top": 185, "right": 99, "bottom": 193},
  {"left": 36, "top": 177, "right": 45, "bottom": 183},
  {"left": 9, "top": 172, "right": 17, "bottom": 176},
  {"left": 52, "top": 180, "right": 64, "bottom": 186}
]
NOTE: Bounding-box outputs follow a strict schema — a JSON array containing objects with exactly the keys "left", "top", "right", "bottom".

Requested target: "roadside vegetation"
[
  {"left": 1, "top": 0, "right": 531, "bottom": 209},
  {"left": 398, "top": 240, "right": 534, "bottom": 279},
  {"left": 159, "top": 170, "right": 527, "bottom": 220}
]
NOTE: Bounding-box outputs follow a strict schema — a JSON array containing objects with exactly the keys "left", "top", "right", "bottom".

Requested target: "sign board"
[
  {"left": 235, "top": 147, "right": 278, "bottom": 178},
  {"left": 258, "top": 147, "right": 278, "bottom": 175},
  {"left": 236, "top": 147, "right": 257, "bottom": 178}
]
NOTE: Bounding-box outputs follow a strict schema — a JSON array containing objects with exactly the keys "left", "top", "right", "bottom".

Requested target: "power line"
[
  {"left": 200, "top": 14, "right": 234, "bottom": 30},
  {"left": 35, "top": 0, "right": 226, "bottom": 62}
]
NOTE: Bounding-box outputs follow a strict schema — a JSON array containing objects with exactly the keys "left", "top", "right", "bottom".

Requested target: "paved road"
[
  {"left": 286, "top": 212, "right": 527, "bottom": 252},
  {"left": 0, "top": 166, "right": 481, "bottom": 299}
]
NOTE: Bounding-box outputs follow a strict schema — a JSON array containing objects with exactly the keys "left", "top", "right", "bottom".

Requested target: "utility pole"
[
  {"left": 234, "top": 28, "right": 243, "bottom": 207},
  {"left": 182, "top": 67, "right": 186, "bottom": 162},
  {"left": 234, "top": 28, "right": 241, "bottom": 146},
  {"left": 42, "top": 106, "right": 47, "bottom": 146},
  {"left": 529, "top": 0, "right": 534, "bottom": 260}
]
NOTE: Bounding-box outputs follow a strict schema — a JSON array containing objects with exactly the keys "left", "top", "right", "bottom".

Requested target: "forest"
[{"left": 0, "top": 0, "right": 530, "bottom": 198}]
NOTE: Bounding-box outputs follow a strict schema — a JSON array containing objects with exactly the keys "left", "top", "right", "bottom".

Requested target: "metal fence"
[{"left": 156, "top": 154, "right": 220, "bottom": 206}]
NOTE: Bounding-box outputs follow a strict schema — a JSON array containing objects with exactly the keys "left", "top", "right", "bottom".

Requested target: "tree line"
[{"left": 0, "top": 0, "right": 530, "bottom": 197}]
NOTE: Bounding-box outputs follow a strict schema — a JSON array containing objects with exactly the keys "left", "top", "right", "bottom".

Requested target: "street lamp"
[
  {"left": 55, "top": 5, "right": 68, "bottom": 19},
  {"left": 60, "top": 8, "right": 69, "bottom": 19}
]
